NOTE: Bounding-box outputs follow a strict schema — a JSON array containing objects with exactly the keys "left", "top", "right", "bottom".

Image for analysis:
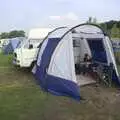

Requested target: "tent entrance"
[
  {"left": 73, "top": 36, "right": 96, "bottom": 86},
  {"left": 76, "top": 75, "right": 96, "bottom": 86},
  {"left": 87, "top": 38, "right": 107, "bottom": 63}
]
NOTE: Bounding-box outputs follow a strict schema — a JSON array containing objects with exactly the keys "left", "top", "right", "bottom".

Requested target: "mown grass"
[
  {"left": 0, "top": 53, "right": 120, "bottom": 120},
  {"left": 0, "top": 53, "right": 50, "bottom": 120},
  {"left": 0, "top": 53, "right": 13, "bottom": 66}
]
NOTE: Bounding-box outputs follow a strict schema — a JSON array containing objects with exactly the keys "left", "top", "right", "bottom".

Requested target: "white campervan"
[{"left": 13, "top": 28, "right": 52, "bottom": 67}]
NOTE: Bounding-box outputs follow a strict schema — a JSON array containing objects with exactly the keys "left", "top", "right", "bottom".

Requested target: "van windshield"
[
  {"left": 23, "top": 39, "right": 42, "bottom": 48},
  {"left": 16, "top": 38, "right": 26, "bottom": 48}
]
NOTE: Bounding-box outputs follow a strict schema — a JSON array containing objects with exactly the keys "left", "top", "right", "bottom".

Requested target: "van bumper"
[{"left": 13, "top": 59, "right": 20, "bottom": 66}]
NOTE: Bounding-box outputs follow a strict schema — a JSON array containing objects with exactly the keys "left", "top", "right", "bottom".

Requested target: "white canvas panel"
[
  {"left": 103, "top": 37, "right": 119, "bottom": 77},
  {"left": 73, "top": 47, "right": 81, "bottom": 64},
  {"left": 32, "top": 64, "right": 37, "bottom": 74},
  {"left": 49, "top": 27, "right": 68, "bottom": 38},
  {"left": 74, "top": 24, "right": 103, "bottom": 34},
  {"left": 37, "top": 27, "right": 68, "bottom": 66},
  {"left": 72, "top": 33, "right": 104, "bottom": 39},
  {"left": 79, "top": 33, "right": 104, "bottom": 39},
  {"left": 79, "top": 38, "right": 92, "bottom": 60},
  {"left": 73, "top": 38, "right": 91, "bottom": 63},
  {"left": 48, "top": 32, "right": 77, "bottom": 83}
]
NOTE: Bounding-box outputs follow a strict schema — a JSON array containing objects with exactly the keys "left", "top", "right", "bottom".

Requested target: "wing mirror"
[{"left": 29, "top": 44, "right": 33, "bottom": 49}]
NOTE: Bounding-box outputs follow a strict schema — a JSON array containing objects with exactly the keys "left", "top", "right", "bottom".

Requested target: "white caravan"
[{"left": 13, "top": 28, "right": 52, "bottom": 67}]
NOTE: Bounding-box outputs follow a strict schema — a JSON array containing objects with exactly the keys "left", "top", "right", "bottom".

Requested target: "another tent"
[
  {"left": 33, "top": 24, "right": 120, "bottom": 100},
  {"left": 0, "top": 39, "right": 9, "bottom": 48},
  {"left": 2, "top": 37, "right": 23, "bottom": 54}
]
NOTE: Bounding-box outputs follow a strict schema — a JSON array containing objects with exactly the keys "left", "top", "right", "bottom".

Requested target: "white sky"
[{"left": 0, "top": 0, "right": 120, "bottom": 32}]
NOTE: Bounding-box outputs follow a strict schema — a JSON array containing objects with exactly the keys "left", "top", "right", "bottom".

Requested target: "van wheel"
[{"left": 30, "top": 61, "right": 36, "bottom": 71}]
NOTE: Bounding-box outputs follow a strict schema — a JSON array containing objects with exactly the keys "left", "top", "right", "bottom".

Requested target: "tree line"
[
  {"left": 0, "top": 19, "right": 120, "bottom": 39},
  {"left": 87, "top": 17, "right": 120, "bottom": 38},
  {"left": 0, "top": 30, "right": 25, "bottom": 39},
  {"left": 100, "top": 20, "right": 120, "bottom": 38}
]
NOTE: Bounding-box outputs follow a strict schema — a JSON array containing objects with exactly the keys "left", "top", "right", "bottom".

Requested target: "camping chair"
[
  {"left": 95, "top": 63, "right": 104, "bottom": 83},
  {"left": 103, "top": 63, "right": 113, "bottom": 87},
  {"left": 91, "top": 62, "right": 113, "bottom": 87}
]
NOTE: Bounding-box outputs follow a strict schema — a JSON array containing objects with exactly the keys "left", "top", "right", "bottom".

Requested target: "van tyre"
[{"left": 30, "top": 61, "right": 36, "bottom": 71}]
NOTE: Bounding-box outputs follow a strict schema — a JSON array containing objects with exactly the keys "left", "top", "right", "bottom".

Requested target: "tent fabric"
[
  {"left": 74, "top": 24, "right": 103, "bottom": 34},
  {"left": 36, "top": 27, "right": 68, "bottom": 66},
  {"left": 3, "top": 42, "right": 12, "bottom": 54},
  {"left": 34, "top": 27, "right": 80, "bottom": 100},
  {"left": 11, "top": 39, "right": 20, "bottom": 49},
  {"left": 42, "top": 74, "right": 80, "bottom": 99},
  {"left": 33, "top": 24, "right": 120, "bottom": 100},
  {"left": 48, "top": 34, "right": 76, "bottom": 81},
  {"left": 68, "top": 24, "right": 120, "bottom": 85},
  {"left": 35, "top": 38, "right": 61, "bottom": 89},
  {"left": 103, "top": 36, "right": 120, "bottom": 84},
  {"left": 47, "top": 33, "right": 80, "bottom": 99},
  {"left": 87, "top": 39, "right": 107, "bottom": 63},
  {"left": 3, "top": 38, "right": 21, "bottom": 54}
]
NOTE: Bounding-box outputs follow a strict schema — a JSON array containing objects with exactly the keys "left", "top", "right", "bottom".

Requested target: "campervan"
[{"left": 13, "top": 28, "right": 52, "bottom": 67}]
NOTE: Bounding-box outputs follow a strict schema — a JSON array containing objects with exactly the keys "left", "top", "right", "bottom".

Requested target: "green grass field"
[{"left": 0, "top": 53, "right": 120, "bottom": 120}]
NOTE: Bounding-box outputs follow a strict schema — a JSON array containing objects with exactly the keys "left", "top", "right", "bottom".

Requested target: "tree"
[
  {"left": 117, "top": 27, "right": 120, "bottom": 38},
  {"left": 106, "top": 20, "right": 117, "bottom": 30},
  {"left": 111, "top": 24, "right": 120, "bottom": 38},
  {"left": 8, "top": 30, "right": 25, "bottom": 38},
  {"left": 87, "top": 17, "right": 97, "bottom": 24},
  {"left": 100, "top": 23, "right": 108, "bottom": 34},
  {"left": 87, "top": 17, "right": 92, "bottom": 23},
  {"left": 0, "top": 32, "right": 9, "bottom": 39},
  {"left": 117, "top": 21, "right": 120, "bottom": 28},
  {"left": 0, "top": 30, "right": 25, "bottom": 39},
  {"left": 93, "top": 17, "right": 97, "bottom": 24},
  {"left": 100, "top": 20, "right": 120, "bottom": 38}
]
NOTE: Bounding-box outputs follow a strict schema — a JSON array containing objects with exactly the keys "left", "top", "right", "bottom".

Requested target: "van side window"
[{"left": 24, "top": 42, "right": 29, "bottom": 48}]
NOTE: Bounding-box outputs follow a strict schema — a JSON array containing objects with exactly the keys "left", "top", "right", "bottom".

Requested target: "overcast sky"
[{"left": 0, "top": 0, "right": 120, "bottom": 32}]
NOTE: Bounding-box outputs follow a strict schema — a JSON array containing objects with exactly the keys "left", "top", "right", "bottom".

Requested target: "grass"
[
  {"left": 0, "top": 53, "right": 120, "bottom": 120},
  {"left": 0, "top": 53, "right": 13, "bottom": 66},
  {"left": 0, "top": 53, "right": 50, "bottom": 120}
]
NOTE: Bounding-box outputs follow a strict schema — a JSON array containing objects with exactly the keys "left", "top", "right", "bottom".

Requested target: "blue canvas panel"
[
  {"left": 46, "top": 74, "right": 80, "bottom": 100},
  {"left": 11, "top": 38, "right": 21, "bottom": 50},
  {"left": 87, "top": 39, "right": 107, "bottom": 63},
  {"left": 3, "top": 42, "right": 13, "bottom": 54},
  {"left": 35, "top": 38, "right": 61, "bottom": 89},
  {"left": 3, "top": 38, "right": 21, "bottom": 54},
  {"left": 87, "top": 39, "right": 120, "bottom": 85},
  {"left": 112, "top": 69, "right": 120, "bottom": 85}
]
